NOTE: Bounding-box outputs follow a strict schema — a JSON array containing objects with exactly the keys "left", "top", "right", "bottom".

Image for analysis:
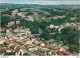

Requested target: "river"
[{"left": 38, "top": 26, "right": 43, "bottom": 34}]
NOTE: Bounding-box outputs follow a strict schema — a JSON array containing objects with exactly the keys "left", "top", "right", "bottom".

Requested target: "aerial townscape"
[{"left": 0, "top": 3, "right": 80, "bottom": 56}]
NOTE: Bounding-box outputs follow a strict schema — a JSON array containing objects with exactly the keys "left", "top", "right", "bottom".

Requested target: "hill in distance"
[{"left": 0, "top": 3, "right": 80, "bottom": 8}]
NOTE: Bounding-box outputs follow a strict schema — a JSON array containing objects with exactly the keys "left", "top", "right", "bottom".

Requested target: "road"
[{"left": 13, "top": 40, "right": 38, "bottom": 56}]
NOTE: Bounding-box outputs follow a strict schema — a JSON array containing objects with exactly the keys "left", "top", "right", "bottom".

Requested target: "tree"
[
  {"left": 61, "top": 27, "right": 74, "bottom": 35},
  {"left": 39, "top": 33, "right": 53, "bottom": 40},
  {"left": 53, "top": 33, "right": 63, "bottom": 41},
  {"left": 69, "top": 44, "right": 79, "bottom": 53},
  {"left": 61, "top": 27, "right": 79, "bottom": 53},
  {"left": 1, "top": 16, "right": 11, "bottom": 27},
  {"left": 39, "top": 20, "right": 50, "bottom": 29}
]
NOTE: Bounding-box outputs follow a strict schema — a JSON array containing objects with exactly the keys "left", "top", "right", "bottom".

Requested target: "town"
[{"left": 0, "top": 5, "right": 80, "bottom": 56}]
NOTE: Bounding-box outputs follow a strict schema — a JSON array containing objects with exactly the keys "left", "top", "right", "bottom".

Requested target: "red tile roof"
[
  {"left": 0, "top": 28, "right": 5, "bottom": 32},
  {"left": 52, "top": 50, "right": 57, "bottom": 55},
  {"left": 8, "top": 21, "right": 20, "bottom": 25},
  {"left": 8, "top": 28, "right": 12, "bottom": 31},
  {"left": 16, "top": 21, "right": 20, "bottom": 24}
]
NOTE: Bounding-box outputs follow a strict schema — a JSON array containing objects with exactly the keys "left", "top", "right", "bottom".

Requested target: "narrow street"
[{"left": 12, "top": 39, "right": 38, "bottom": 56}]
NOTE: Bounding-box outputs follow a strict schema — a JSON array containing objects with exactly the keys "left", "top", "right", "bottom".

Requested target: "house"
[
  {"left": 52, "top": 50, "right": 57, "bottom": 55},
  {"left": 63, "top": 46, "right": 69, "bottom": 50},
  {"left": 16, "top": 21, "right": 20, "bottom": 24},
  {"left": 13, "top": 37, "right": 19, "bottom": 40},
  {"left": 0, "top": 40, "right": 5, "bottom": 45},
  {"left": 27, "top": 31, "right": 31, "bottom": 35},
  {"left": 6, "top": 48, "right": 12, "bottom": 53},
  {"left": 33, "top": 40, "right": 39, "bottom": 45},
  {"left": 59, "top": 46, "right": 69, "bottom": 51},
  {"left": 64, "top": 23, "right": 70, "bottom": 27},
  {"left": 26, "top": 38, "right": 30, "bottom": 41},
  {"left": 57, "top": 45, "right": 69, "bottom": 51},
  {"left": 25, "top": 41, "right": 32, "bottom": 45},
  {"left": 26, "top": 44, "right": 35, "bottom": 48},
  {"left": 4, "top": 41, "right": 12, "bottom": 47},
  {"left": 22, "top": 36, "right": 27, "bottom": 39},
  {"left": 58, "top": 28, "right": 62, "bottom": 33},
  {"left": 32, "top": 39, "right": 39, "bottom": 45},
  {"left": 6, "top": 29, "right": 10, "bottom": 33},
  {"left": 8, "top": 43, "right": 14, "bottom": 47},
  {"left": 76, "top": 22, "right": 80, "bottom": 26},
  {"left": 14, "top": 28, "right": 24, "bottom": 33},
  {"left": 7, "top": 34, "right": 13, "bottom": 39},
  {"left": 8, "top": 28, "right": 12, "bottom": 31},
  {"left": 54, "top": 26, "right": 59, "bottom": 29},
  {"left": 8, "top": 21, "right": 20, "bottom": 26},
  {"left": 57, "top": 46, "right": 62, "bottom": 49},
  {"left": 28, "top": 47, "right": 38, "bottom": 52},
  {"left": 8, "top": 21, "right": 15, "bottom": 25},
  {"left": 0, "top": 47, "right": 7, "bottom": 55},
  {"left": 58, "top": 25, "right": 64, "bottom": 33},
  {"left": 17, "top": 33, "right": 23, "bottom": 37},
  {"left": 62, "top": 51, "right": 72, "bottom": 55},
  {"left": 20, "top": 37, "right": 24, "bottom": 40},
  {"left": 57, "top": 50, "right": 63, "bottom": 55},
  {"left": 38, "top": 42, "right": 45, "bottom": 47},
  {"left": 0, "top": 28, "right": 5, "bottom": 32},
  {"left": 48, "top": 50, "right": 53, "bottom": 55},
  {"left": 32, "top": 39, "right": 36, "bottom": 42},
  {"left": 50, "top": 25, "right": 54, "bottom": 28},
  {"left": 37, "top": 47, "right": 45, "bottom": 53}
]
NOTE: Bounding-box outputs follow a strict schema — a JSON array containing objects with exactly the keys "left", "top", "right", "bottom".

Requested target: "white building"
[{"left": 50, "top": 25, "right": 54, "bottom": 28}]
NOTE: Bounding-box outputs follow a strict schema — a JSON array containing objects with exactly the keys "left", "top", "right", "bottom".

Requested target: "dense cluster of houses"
[
  {"left": 0, "top": 27, "right": 76, "bottom": 56},
  {"left": 47, "top": 22, "right": 80, "bottom": 33}
]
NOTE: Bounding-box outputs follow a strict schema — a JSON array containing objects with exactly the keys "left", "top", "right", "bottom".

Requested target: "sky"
[{"left": 0, "top": 0, "right": 80, "bottom": 5}]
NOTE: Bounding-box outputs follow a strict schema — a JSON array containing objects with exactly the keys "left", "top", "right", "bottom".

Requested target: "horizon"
[{"left": 1, "top": 0, "right": 80, "bottom": 5}]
